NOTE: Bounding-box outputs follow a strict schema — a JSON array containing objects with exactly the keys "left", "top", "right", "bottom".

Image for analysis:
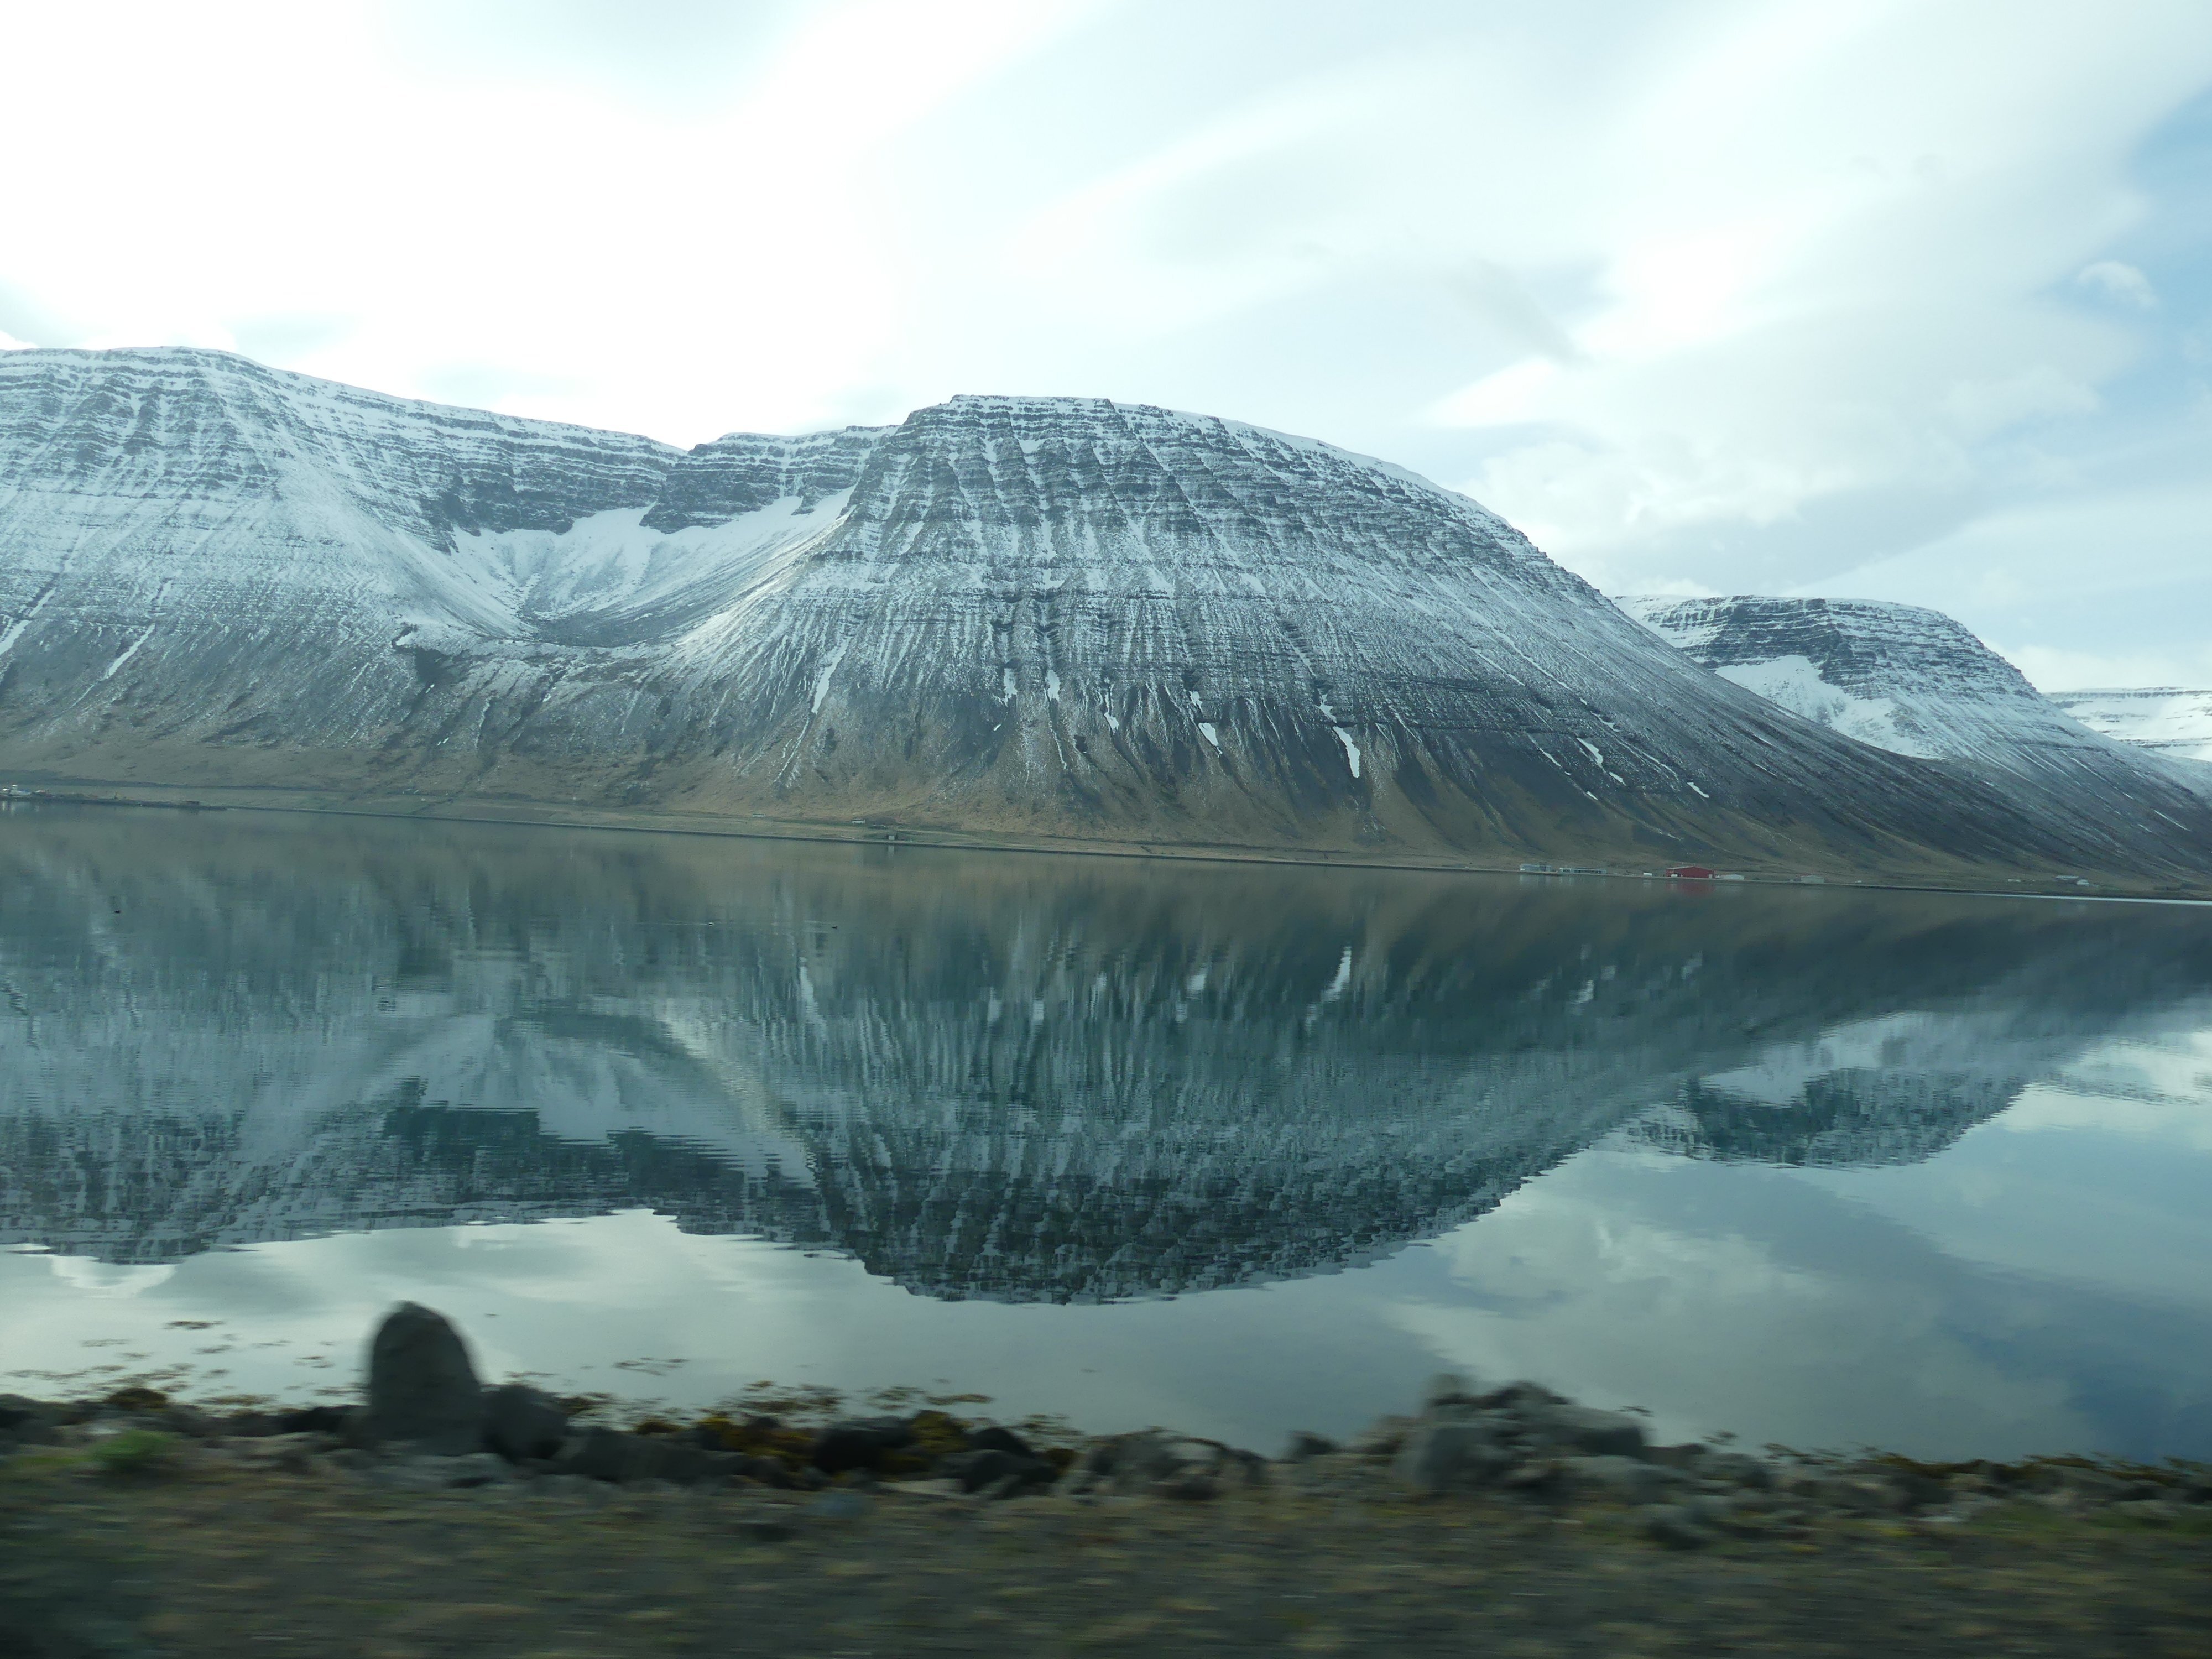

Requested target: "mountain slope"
[
  {"left": 1618, "top": 593, "right": 2212, "bottom": 854},
  {"left": 4, "top": 347, "right": 2210, "bottom": 882},
  {"left": 2048, "top": 687, "right": 2212, "bottom": 765}
]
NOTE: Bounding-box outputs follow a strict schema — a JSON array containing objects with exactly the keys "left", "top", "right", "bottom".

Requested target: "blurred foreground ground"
[{"left": 5, "top": 1457, "right": 2208, "bottom": 1658}]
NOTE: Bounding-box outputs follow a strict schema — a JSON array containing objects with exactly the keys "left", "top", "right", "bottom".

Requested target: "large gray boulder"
[{"left": 362, "top": 1302, "right": 483, "bottom": 1455}]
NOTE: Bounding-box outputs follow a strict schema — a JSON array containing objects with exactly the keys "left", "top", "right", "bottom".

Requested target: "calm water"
[{"left": 2, "top": 806, "right": 2209, "bottom": 1460}]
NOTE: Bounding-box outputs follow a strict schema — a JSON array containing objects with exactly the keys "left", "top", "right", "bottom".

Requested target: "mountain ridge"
[
  {"left": 4, "top": 346, "right": 2209, "bottom": 886},
  {"left": 2048, "top": 686, "right": 2212, "bottom": 766},
  {"left": 1618, "top": 593, "right": 2212, "bottom": 862}
]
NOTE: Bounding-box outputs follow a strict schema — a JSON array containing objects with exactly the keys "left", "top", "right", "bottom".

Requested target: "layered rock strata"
[{"left": 4, "top": 348, "right": 2210, "bottom": 880}]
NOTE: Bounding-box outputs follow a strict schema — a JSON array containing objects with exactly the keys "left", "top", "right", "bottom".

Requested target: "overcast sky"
[{"left": 4, "top": 0, "right": 2208, "bottom": 688}]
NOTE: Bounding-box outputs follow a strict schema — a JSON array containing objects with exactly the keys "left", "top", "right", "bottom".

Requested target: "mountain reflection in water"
[{"left": 2, "top": 809, "right": 2208, "bottom": 1302}]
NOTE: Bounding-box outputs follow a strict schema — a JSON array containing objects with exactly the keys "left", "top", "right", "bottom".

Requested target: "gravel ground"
[{"left": 6, "top": 1450, "right": 2209, "bottom": 1658}]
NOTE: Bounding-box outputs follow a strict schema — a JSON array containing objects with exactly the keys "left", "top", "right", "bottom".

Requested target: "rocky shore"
[{"left": 3, "top": 1303, "right": 2208, "bottom": 1657}]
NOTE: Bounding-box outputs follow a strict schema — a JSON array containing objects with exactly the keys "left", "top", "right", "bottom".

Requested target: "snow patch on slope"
[
  {"left": 1718, "top": 655, "right": 1936, "bottom": 758},
  {"left": 448, "top": 492, "right": 854, "bottom": 642},
  {"left": 1621, "top": 593, "right": 2212, "bottom": 811},
  {"left": 1333, "top": 727, "right": 1361, "bottom": 778},
  {"left": 2049, "top": 688, "right": 2212, "bottom": 763}
]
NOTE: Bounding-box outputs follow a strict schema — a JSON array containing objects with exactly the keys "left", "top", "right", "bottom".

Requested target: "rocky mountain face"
[
  {"left": 4, "top": 347, "right": 2210, "bottom": 882},
  {"left": 4, "top": 810, "right": 2206, "bottom": 1294},
  {"left": 2047, "top": 687, "right": 2212, "bottom": 765},
  {"left": 1618, "top": 594, "right": 2212, "bottom": 863}
]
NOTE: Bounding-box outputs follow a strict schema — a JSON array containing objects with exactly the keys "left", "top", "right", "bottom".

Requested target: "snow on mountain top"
[
  {"left": 1615, "top": 593, "right": 2037, "bottom": 697},
  {"left": 1618, "top": 594, "right": 2212, "bottom": 811},
  {"left": 2048, "top": 687, "right": 2212, "bottom": 763},
  {"left": 2, "top": 352, "right": 1489, "bottom": 541},
  {"left": 931, "top": 390, "right": 1514, "bottom": 534},
  {"left": 7, "top": 346, "right": 2212, "bottom": 877},
  {"left": 0, "top": 344, "right": 688, "bottom": 455}
]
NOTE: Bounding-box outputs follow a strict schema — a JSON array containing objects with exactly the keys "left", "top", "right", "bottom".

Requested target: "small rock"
[
  {"left": 1422, "top": 1371, "right": 1478, "bottom": 1410},
  {"left": 812, "top": 1416, "right": 915, "bottom": 1474},
  {"left": 442, "top": 1452, "right": 516, "bottom": 1489},
  {"left": 1498, "top": 1459, "right": 1563, "bottom": 1493},
  {"left": 1562, "top": 1455, "right": 1686, "bottom": 1505},
  {"left": 0, "top": 1394, "right": 61, "bottom": 1446},
  {"left": 362, "top": 1302, "right": 483, "bottom": 1455},
  {"left": 2034, "top": 1464, "right": 2130, "bottom": 1501},
  {"left": 1642, "top": 1504, "right": 1717, "bottom": 1550},
  {"left": 733, "top": 1515, "right": 797, "bottom": 1542},
  {"left": 1282, "top": 1431, "right": 1340, "bottom": 1461},
  {"left": 369, "top": 1455, "right": 462, "bottom": 1491},
  {"left": 1078, "top": 1431, "right": 1264, "bottom": 1499},
  {"left": 641, "top": 1441, "right": 714, "bottom": 1486},
  {"left": 2109, "top": 1499, "right": 2187, "bottom": 1525},
  {"left": 966, "top": 1425, "right": 1034, "bottom": 1459},
  {"left": 881, "top": 1478, "right": 965, "bottom": 1500},
  {"left": 551, "top": 1428, "right": 730, "bottom": 1486},
  {"left": 1881, "top": 1468, "right": 1952, "bottom": 1510},
  {"left": 482, "top": 1383, "right": 570, "bottom": 1463},
  {"left": 1700, "top": 1451, "right": 1773, "bottom": 1490},
  {"left": 808, "top": 1490, "right": 868, "bottom": 1521},
  {"left": 1477, "top": 1381, "right": 1563, "bottom": 1415},
  {"left": 275, "top": 1405, "right": 352, "bottom": 1436},
  {"left": 941, "top": 1447, "right": 1059, "bottom": 1495},
  {"left": 557, "top": 1426, "right": 658, "bottom": 1484},
  {"left": 1680, "top": 1493, "right": 1739, "bottom": 1528},
  {"left": 535, "top": 1473, "right": 605, "bottom": 1502},
  {"left": 1394, "top": 1421, "right": 1515, "bottom": 1494},
  {"left": 1532, "top": 1404, "right": 1647, "bottom": 1459},
  {"left": 1809, "top": 1475, "right": 1910, "bottom": 1514},
  {"left": 154, "top": 1404, "right": 222, "bottom": 1440},
  {"left": 1347, "top": 1415, "right": 1418, "bottom": 1459}
]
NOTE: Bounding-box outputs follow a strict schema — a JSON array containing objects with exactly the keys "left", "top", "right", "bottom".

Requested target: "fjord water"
[{"left": 2, "top": 809, "right": 2208, "bottom": 1461}]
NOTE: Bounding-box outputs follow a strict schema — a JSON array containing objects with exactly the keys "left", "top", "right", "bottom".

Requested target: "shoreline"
[
  {"left": 8, "top": 1304, "right": 2207, "bottom": 1524},
  {"left": 6, "top": 774, "right": 2209, "bottom": 906},
  {"left": 5, "top": 1356, "right": 2208, "bottom": 1658}
]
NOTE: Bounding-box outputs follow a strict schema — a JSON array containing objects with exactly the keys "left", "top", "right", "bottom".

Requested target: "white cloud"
[
  {"left": 2076, "top": 259, "right": 2159, "bottom": 309},
  {"left": 1810, "top": 473, "right": 2212, "bottom": 687},
  {"left": 0, "top": 0, "right": 1094, "bottom": 442},
  {"left": 2004, "top": 642, "right": 2212, "bottom": 695},
  {"left": 0, "top": 0, "right": 2206, "bottom": 672},
  {"left": 0, "top": 332, "right": 34, "bottom": 352}
]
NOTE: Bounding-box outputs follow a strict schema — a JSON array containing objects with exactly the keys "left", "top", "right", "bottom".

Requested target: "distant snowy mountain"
[
  {"left": 1618, "top": 594, "right": 2212, "bottom": 846},
  {"left": 2048, "top": 688, "right": 2212, "bottom": 765},
  {"left": 4, "top": 347, "right": 2210, "bottom": 883}
]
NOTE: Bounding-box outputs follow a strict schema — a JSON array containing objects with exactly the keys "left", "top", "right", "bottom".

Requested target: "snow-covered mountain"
[
  {"left": 8, "top": 809, "right": 2205, "bottom": 1292},
  {"left": 2047, "top": 688, "right": 2212, "bottom": 765},
  {"left": 5, "top": 347, "right": 2211, "bottom": 883},
  {"left": 1618, "top": 594, "right": 2212, "bottom": 848}
]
